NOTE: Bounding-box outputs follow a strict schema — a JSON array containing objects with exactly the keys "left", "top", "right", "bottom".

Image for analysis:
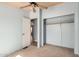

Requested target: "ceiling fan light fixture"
[
  {"left": 20, "top": 2, "right": 47, "bottom": 12},
  {"left": 31, "top": 4, "right": 36, "bottom": 12}
]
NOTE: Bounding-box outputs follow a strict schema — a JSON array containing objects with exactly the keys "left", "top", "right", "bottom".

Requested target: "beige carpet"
[{"left": 8, "top": 44, "right": 78, "bottom": 57}]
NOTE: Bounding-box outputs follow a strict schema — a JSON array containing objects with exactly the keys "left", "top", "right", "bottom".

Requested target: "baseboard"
[
  {"left": 23, "top": 46, "right": 28, "bottom": 49},
  {"left": 46, "top": 43, "right": 74, "bottom": 49}
]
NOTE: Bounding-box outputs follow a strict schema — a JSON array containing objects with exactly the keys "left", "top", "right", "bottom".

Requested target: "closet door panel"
[
  {"left": 61, "top": 23, "right": 74, "bottom": 48},
  {"left": 46, "top": 24, "right": 61, "bottom": 46}
]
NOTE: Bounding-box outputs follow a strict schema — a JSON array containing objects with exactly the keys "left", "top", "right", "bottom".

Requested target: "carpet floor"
[{"left": 8, "top": 44, "right": 78, "bottom": 57}]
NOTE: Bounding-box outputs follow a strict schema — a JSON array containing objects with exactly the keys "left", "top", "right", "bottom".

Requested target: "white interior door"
[
  {"left": 46, "top": 24, "right": 61, "bottom": 46},
  {"left": 61, "top": 23, "right": 74, "bottom": 48},
  {"left": 22, "top": 17, "right": 31, "bottom": 48}
]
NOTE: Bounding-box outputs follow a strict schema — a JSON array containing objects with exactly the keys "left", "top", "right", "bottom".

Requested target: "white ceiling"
[{"left": 3, "top": 2, "right": 63, "bottom": 10}]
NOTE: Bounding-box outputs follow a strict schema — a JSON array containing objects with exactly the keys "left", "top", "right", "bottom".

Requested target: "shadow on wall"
[{"left": 44, "top": 19, "right": 46, "bottom": 44}]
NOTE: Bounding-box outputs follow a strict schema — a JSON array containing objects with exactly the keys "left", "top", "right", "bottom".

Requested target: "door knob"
[{"left": 22, "top": 33, "right": 25, "bottom": 35}]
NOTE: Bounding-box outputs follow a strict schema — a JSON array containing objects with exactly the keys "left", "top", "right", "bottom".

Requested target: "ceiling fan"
[{"left": 20, "top": 2, "right": 48, "bottom": 12}]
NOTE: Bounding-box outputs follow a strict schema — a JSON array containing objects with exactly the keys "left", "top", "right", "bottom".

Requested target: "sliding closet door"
[
  {"left": 61, "top": 23, "right": 74, "bottom": 48},
  {"left": 46, "top": 24, "right": 61, "bottom": 46},
  {"left": 22, "top": 17, "right": 31, "bottom": 48}
]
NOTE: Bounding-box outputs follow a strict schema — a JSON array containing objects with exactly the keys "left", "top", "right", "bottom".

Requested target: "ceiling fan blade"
[
  {"left": 20, "top": 4, "right": 31, "bottom": 9},
  {"left": 37, "top": 4, "right": 48, "bottom": 9}
]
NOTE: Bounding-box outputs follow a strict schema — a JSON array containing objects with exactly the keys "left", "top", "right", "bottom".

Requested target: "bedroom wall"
[{"left": 0, "top": 3, "right": 29, "bottom": 56}]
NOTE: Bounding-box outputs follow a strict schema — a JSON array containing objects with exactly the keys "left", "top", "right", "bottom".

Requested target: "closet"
[{"left": 46, "top": 14, "right": 74, "bottom": 48}]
